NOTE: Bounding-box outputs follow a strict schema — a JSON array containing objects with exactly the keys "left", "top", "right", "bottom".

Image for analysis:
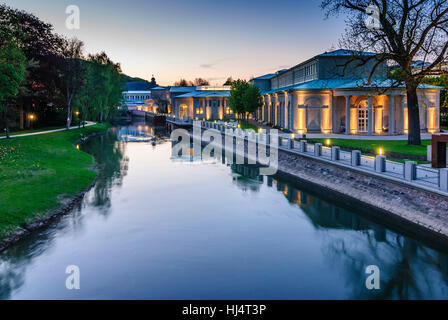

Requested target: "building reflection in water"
[{"left": 224, "top": 158, "right": 448, "bottom": 299}]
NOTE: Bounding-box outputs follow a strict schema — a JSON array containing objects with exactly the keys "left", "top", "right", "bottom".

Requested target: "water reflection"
[
  {"left": 0, "top": 122, "right": 447, "bottom": 299},
  {"left": 228, "top": 159, "right": 448, "bottom": 299},
  {"left": 0, "top": 126, "right": 128, "bottom": 299},
  {"left": 172, "top": 143, "right": 448, "bottom": 299}
]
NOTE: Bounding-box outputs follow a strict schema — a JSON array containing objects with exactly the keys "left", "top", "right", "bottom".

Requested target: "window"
[
  {"left": 225, "top": 107, "right": 233, "bottom": 114},
  {"left": 196, "top": 107, "right": 204, "bottom": 114}
]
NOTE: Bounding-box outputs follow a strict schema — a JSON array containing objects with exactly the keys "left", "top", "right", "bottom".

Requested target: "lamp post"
[
  {"left": 75, "top": 111, "right": 80, "bottom": 128},
  {"left": 28, "top": 114, "right": 35, "bottom": 129}
]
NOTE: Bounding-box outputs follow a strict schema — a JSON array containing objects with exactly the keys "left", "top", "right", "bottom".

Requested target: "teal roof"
[
  {"left": 253, "top": 73, "right": 276, "bottom": 80},
  {"left": 318, "top": 49, "right": 377, "bottom": 57},
  {"left": 170, "top": 86, "right": 196, "bottom": 93},
  {"left": 175, "top": 90, "right": 230, "bottom": 98},
  {"left": 260, "top": 78, "right": 442, "bottom": 94}
]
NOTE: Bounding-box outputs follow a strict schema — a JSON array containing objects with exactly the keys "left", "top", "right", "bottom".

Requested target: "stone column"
[
  {"left": 368, "top": 95, "right": 374, "bottom": 136},
  {"left": 290, "top": 93, "right": 296, "bottom": 131},
  {"left": 345, "top": 95, "right": 351, "bottom": 135},
  {"left": 400, "top": 95, "right": 405, "bottom": 134},
  {"left": 388, "top": 95, "right": 395, "bottom": 135}
]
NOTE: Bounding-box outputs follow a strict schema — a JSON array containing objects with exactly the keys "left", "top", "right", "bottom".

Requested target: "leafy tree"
[
  {"left": 229, "top": 79, "right": 250, "bottom": 121},
  {"left": 242, "top": 84, "right": 263, "bottom": 123},
  {"left": 87, "top": 52, "right": 123, "bottom": 122},
  {"left": 174, "top": 79, "right": 194, "bottom": 86},
  {"left": 193, "top": 78, "right": 210, "bottom": 86},
  {"left": 0, "top": 39, "right": 26, "bottom": 138},
  {"left": 61, "top": 38, "right": 86, "bottom": 129},
  {"left": 321, "top": 0, "right": 448, "bottom": 145},
  {"left": 1, "top": 4, "right": 65, "bottom": 128},
  {"left": 223, "top": 77, "right": 234, "bottom": 86}
]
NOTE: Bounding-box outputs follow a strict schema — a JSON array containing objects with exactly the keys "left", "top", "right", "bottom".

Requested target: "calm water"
[{"left": 1, "top": 122, "right": 448, "bottom": 300}]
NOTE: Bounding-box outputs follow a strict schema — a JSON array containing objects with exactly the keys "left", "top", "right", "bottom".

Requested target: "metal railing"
[{"left": 197, "top": 121, "right": 448, "bottom": 194}]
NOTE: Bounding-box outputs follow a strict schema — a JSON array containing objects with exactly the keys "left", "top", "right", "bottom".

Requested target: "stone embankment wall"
[{"left": 277, "top": 149, "right": 448, "bottom": 242}]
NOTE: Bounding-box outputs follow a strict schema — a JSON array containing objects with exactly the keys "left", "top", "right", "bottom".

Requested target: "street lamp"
[
  {"left": 75, "top": 111, "right": 80, "bottom": 128},
  {"left": 28, "top": 114, "right": 36, "bottom": 129}
]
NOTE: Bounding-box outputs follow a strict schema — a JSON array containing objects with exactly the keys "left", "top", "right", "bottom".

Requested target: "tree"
[
  {"left": 243, "top": 84, "right": 263, "bottom": 123},
  {"left": 61, "top": 37, "right": 85, "bottom": 129},
  {"left": 1, "top": 4, "right": 65, "bottom": 129},
  {"left": 229, "top": 79, "right": 250, "bottom": 120},
  {"left": 87, "top": 52, "right": 123, "bottom": 123},
  {"left": 321, "top": 0, "right": 448, "bottom": 145},
  {"left": 174, "top": 79, "right": 193, "bottom": 86},
  {"left": 193, "top": 78, "right": 210, "bottom": 86},
  {"left": 223, "top": 77, "right": 234, "bottom": 86},
  {"left": 0, "top": 39, "right": 26, "bottom": 138}
]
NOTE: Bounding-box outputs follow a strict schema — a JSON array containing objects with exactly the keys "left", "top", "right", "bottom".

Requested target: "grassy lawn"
[
  {"left": 0, "top": 123, "right": 109, "bottom": 240},
  {"left": 238, "top": 122, "right": 259, "bottom": 132},
  {"left": 0, "top": 125, "right": 66, "bottom": 137},
  {"left": 305, "top": 138, "right": 431, "bottom": 158},
  {"left": 205, "top": 119, "right": 260, "bottom": 132}
]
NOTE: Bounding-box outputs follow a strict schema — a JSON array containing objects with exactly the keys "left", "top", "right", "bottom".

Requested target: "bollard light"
[
  {"left": 326, "top": 139, "right": 331, "bottom": 146},
  {"left": 378, "top": 147, "right": 384, "bottom": 156}
]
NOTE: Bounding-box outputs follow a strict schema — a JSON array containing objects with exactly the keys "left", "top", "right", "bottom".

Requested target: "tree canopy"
[
  {"left": 229, "top": 80, "right": 262, "bottom": 123},
  {"left": 321, "top": 0, "right": 448, "bottom": 145},
  {"left": 0, "top": 4, "right": 125, "bottom": 135}
]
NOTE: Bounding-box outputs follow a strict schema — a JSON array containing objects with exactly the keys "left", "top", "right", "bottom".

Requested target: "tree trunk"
[
  {"left": 99, "top": 100, "right": 103, "bottom": 123},
  {"left": 3, "top": 109, "right": 10, "bottom": 139},
  {"left": 406, "top": 84, "right": 421, "bottom": 145},
  {"left": 19, "top": 104, "right": 24, "bottom": 130},
  {"left": 66, "top": 99, "right": 72, "bottom": 130}
]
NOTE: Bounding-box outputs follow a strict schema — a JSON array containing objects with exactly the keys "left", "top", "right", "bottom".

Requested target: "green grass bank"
[
  {"left": 0, "top": 123, "right": 109, "bottom": 240},
  {"left": 302, "top": 138, "right": 432, "bottom": 163}
]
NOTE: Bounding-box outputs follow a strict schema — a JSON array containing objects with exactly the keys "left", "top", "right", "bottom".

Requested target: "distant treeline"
[{"left": 0, "top": 4, "right": 130, "bottom": 137}]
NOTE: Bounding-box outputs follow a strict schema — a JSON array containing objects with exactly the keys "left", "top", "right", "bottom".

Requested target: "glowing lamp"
[
  {"left": 326, "top": 139, "right": 331, "bottom": 146},
  {"left": 378, "top": 147, "right": 384, "bottom": 156}
]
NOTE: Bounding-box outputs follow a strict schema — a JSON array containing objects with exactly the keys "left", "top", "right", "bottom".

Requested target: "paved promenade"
[{"left": 0, "top": 122, "right": 96, "bottom": 140}]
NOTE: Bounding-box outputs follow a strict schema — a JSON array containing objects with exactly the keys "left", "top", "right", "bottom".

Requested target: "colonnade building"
[
  {"left": 252, "top": 49, "right": 441, "bottom": 135},
  {"left": 170, "top": 86, "right": 234, "bottom": 121}
]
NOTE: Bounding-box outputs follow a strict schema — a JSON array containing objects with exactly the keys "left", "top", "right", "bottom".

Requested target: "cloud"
[
  {"left": 206, "top": 76, "right": 226, "bottom": 81},
  {"left": 199, "top": 57, "right": 237, "bottom": 69}
]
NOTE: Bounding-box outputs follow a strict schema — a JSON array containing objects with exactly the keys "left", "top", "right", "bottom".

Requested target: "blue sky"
[{"left": 7, "top": 0, "right": 347, "bottom": 85}]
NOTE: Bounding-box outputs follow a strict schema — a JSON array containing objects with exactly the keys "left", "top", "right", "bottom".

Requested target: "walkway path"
[{"left": 0, "top": 122, "right": 96, "bottom": 140}]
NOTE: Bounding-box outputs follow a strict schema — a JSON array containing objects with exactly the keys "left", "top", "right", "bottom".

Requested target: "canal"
[{"left": 0, "top": 122, "right": 447, "bottom": 299}]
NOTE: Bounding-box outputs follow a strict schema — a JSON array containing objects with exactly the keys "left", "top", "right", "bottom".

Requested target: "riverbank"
[
  {"left": 0, "top": 123, "right": 110, "bottom": 250},
  {"left": 192, "top": 126, "right": 448, "bottom": 245},
  {"left": 276, "top": 149, "right": 448, "bottom": 245}
]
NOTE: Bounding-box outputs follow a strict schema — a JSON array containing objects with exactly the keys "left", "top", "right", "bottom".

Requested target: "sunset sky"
[{"left": 8, "top": 0, "right": 348, "bottom": 85}]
